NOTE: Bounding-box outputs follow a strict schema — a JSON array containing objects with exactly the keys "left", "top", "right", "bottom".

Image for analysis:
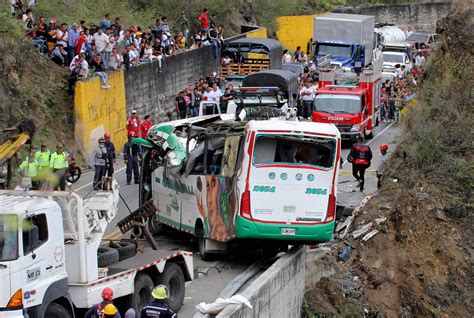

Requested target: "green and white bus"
[{"left": 138, "top": 115, "right": 341, "bottom": 259}]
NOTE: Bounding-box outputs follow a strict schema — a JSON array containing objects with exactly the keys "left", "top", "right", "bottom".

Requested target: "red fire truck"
[{"left": 312, "top": 58, "right": 383, "bottom": 142}]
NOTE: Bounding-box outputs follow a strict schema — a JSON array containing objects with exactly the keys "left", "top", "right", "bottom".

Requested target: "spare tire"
[
  {"left": 110, "top": 240, "right": 136, "bottom": 261},
  {"left": 97, "top": 246, "right": 119, "bottom": 267}
]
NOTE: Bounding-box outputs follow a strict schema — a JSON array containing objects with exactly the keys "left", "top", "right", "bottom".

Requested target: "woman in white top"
[{"left": 282, "top": 49, "right": 292, "bottom": 63}]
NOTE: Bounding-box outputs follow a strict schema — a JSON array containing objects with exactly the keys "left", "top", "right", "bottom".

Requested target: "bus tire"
[
  {"left": 148, "top": 214, "right": 163, "bottom": 235},
  {"left": 133, "top": 273, "right": 154, "bottom": 314},
  {"left": 158, "top": 263, "right": 185, "bottom": 312},
  {"left": 97, "top": 246, "right": 119, "bottom": 267},
  {"left": 44, "top": 303, "right": 72, "bottom": 318},
  {"left": 196, "top": 225, "right": 212, "bottom": 261}
]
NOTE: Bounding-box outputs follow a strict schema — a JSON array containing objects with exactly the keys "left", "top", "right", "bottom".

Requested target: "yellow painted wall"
[
  {"left": 245, "top": 27, "right": 268, "bottom": 39},
  {"left": 74, "top": 70, "right": 127, "bottom": 160},
  {"left": 276, "top": 14, "right": 320, "bottom": 53}
]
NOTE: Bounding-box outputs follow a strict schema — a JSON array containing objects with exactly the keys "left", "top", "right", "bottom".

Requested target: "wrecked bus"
[{"left": 134, "top": 115, "right": 341, "bottom": 260}]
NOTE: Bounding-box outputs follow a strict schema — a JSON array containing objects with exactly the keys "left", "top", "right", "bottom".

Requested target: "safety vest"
[
  {"left": 20, "top": 157, "right": 39, "bottom": 177},
  {"left": 35, "top": 150, "right": 51, "bottom": 168},
  {"left": 50, "top": 152, "right": 68, "bottom": 169}
]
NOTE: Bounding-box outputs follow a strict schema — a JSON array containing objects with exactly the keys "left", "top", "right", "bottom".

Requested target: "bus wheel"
[
  {"left": 159, "top": 263, "right": 185, "bottom": 312},
  {"left": 148, "top": 214, "right": 163, "bottom": 235},
  {"left": 196, "top": 225, "right": 212, "bottom": 261}
]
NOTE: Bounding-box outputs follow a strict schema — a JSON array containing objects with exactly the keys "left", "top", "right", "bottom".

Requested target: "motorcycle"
[{"left": 66, "top": 156, "right": 81, "bottom": 183}]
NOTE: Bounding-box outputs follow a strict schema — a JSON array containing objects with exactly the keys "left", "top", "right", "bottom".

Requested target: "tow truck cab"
[{"left": 312, "top": 58, "right": 383, "bottom": 141}]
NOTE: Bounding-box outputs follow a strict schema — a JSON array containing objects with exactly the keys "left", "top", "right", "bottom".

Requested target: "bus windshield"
[
  {"left": 253, "top": 135, "right": 336, "bottom": 168},
  {"left": 0, "top": 215, "right": 19, "bottom": 261},
  {"left": 314, "top": 94, "right": 361, "bottom": 114},
  {"left": 317, "top": 44, "right": 352, "bottom": 59}
]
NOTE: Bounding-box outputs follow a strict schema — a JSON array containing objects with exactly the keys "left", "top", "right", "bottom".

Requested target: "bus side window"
[{"left": 221, "top": 136, "right": 241, "bottom": 177}]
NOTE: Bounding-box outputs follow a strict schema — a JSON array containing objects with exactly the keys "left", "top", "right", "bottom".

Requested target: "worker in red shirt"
[
  {"left": 126, "top": 110, "right": 140, "bottom": 137},
  {"left": 198, "top": 8, "right": 209, "bottom": 30},
  {"left": 139, "top": 115, "right": 154, "bottom": 139}
]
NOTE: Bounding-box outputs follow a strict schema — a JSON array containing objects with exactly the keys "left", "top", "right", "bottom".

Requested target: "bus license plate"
[{"left": 281, "top": 228, "right": 296, "bottom": 236}]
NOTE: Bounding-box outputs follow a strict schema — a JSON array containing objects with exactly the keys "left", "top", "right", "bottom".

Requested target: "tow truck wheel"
[
  {"left": 133, "top": 273, "right": 154, "bottom": 314},
  {"left": 44, "top": 303, "right": 72, "bottom": 318},
  {"left": 159, "top": 263, "right": 185, "bottom": 312}
]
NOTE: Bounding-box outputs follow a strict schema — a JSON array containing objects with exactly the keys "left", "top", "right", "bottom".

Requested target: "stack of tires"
[{"left": 97, "top": 240, "right": 137, "bottom": 267}]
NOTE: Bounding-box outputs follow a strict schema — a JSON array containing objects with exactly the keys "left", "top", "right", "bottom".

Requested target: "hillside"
[
  {"left": 304, "top": 4, "right": 473, "bottom": 317},
  {"left": 0, "top": 7, "right": 73, "bottom": 148}
]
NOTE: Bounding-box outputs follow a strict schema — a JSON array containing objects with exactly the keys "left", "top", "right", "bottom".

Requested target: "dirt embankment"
[
  {"left": 304, "top": 5, "right": 473, "bottom": 318},
  {"left": 0, "top": 11, "right": 73, "bottom": 147}
]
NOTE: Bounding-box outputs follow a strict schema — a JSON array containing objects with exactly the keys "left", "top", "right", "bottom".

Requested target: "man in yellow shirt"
[
  {"left": 50, "top": 144, "right": 69, "bottom": 190},
  {"left": 19, "top": 146, "right": 40, "bottom": 190},
  {"left": 35, "top": 143, "right": 51, "bottom": 186}
]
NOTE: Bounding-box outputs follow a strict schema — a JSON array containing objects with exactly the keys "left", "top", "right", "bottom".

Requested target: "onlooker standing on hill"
[
  {"left": 198, "top": 8, "right": 209, "bottom": 30},
  {"left": 67, "top": 23, "right": 80, "bottom": 59},
  {"left": 109, "top": 48, "right": 122, "bottom": 70},
  {"left": 210, "top": 14, "right": 218, "bottom": 29},
  {"left": 93, "top": 27, "right": 110, "bottom": 68},
  {"left": 99, "top": 13, "right": 111, "bottom": 31},
  {"left": 179, "top": 12, "right": 190, "bottom": 44},
  {"left": 56, "top": 23, "right": 69, "bottom": 63}
]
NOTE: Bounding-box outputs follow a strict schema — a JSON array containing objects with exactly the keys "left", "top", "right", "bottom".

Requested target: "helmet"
[
  {"left": 151, "top": 285, "right": 168, "bottom": 300},
  {"left": 129, "top": 132, "right": 136, "bottom": 137},
  {"left": 380, "top": 144, "right": 389, "bottom": 153},
  {"left": 101, "top": 287, "right": 113, "bottom": 301},
  {"left": 104, "top": 132, "right": 111, "bottom": 139},
  {"left": 103, "top": 303, "right": 118, "bottom": 315}
]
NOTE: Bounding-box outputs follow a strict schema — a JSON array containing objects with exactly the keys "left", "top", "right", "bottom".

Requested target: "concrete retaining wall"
[
  {"left": 216, "top": 246, "right": 306, "bottom": 318},
  {"left": 124, "top": 46, "right": 219, "bottom": 122}
]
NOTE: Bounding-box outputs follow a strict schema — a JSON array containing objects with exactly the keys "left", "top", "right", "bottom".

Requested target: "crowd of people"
[{"left": 12, "top": 2, "right": 225, "bottom": 94}]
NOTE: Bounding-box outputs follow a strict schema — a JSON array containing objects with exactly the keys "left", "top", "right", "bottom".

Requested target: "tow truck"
[
  {"left": 0, "top": 122, "right": 193, "bottom": 317},
  {"left": 312, "top": 58, "right": 383, "bottom": 142}
]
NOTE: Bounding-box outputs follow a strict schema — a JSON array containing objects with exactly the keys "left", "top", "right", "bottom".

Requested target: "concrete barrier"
[{"left": 213, "top": 246, "right": 306, "bottom": 318}]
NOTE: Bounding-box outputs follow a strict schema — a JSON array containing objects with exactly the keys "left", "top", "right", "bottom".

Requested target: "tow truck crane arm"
[{"left": 0, "top": 120, "right": 36, "bottom": 187}]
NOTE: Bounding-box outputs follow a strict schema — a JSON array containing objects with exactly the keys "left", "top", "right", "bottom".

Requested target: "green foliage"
[{"left": 396, "top": 52, "right": 474, "bottom": 215}]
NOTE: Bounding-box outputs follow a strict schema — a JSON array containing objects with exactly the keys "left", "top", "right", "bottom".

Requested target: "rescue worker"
[
  {"left": 92, "top": 137, "right": 108, "bottom": 190},
  {"left": 104, "top": 132, "right": 116, "bottom": 177},
  {"left": 126, "top": 110, "right": 141, "bottom": 137},
  {"left": 139, "top": 115, "right": 153, "bottom": 139},
  {"left": 347, "top": 136, "right": 372, "bottom": 192},
  {"left": 84, "top": 287, "right": 121, "bottom": 318},
  {"left": 19, "top": 146, "right": 40, "bottom": 189},
  {"left": 140, "top": 285, "right": 177, "bottom": 318},
  {"left": 377, "top": 144, "right": 389, "bottom": 189},
  {"left": 123, "top": 132, "right": 140, "bottom": 185},
  {"left": 35, "top": 143, "right": 51, "bottom": 184},
  {"left": 50, "top": 144, "right": 69, "bottom": 191}
]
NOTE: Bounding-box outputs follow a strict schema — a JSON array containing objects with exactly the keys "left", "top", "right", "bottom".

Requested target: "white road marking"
[{"left": 74, "top": 166, "right": 126, "bottom": 191}]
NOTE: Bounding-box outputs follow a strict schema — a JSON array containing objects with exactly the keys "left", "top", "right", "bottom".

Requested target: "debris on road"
[
  {"left": 361, "top": 229, "right": 379, "bottom": 241},
  {"left": 196, "top": 294, "right": 252, "bottom": 314}
]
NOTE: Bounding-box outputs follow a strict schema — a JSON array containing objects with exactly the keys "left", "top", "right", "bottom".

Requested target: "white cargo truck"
[
  {"left": 313, "top": 13, "right": 376, "bottom": 72},
  {"left": 0, "top": 179, "right": 193, "bottom": 317}
]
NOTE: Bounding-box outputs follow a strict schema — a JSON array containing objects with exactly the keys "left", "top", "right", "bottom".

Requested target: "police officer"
[
  {"left": 50, "top": 144, "right": 69, "bottom": 190},
  {"left": 93, "top": 137, "right": 108, "bottom": 190},
  {"left": 35, "top": 143, "right": 51, "bottom": 185},
  {"left": 84, "top": 287, "right": 121, "bottom": 318},
  {"left": 347, "top": 136, "right": 373, "bottom": 192},
  {"left": 123, "top": 132, "right": 140, "bottom": 185},
  {"left": 140, "top": 285, "right": 177, "bottom": 318},
  {"left": 19, "top": 146, "right": 40, "bottom": 189}
]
